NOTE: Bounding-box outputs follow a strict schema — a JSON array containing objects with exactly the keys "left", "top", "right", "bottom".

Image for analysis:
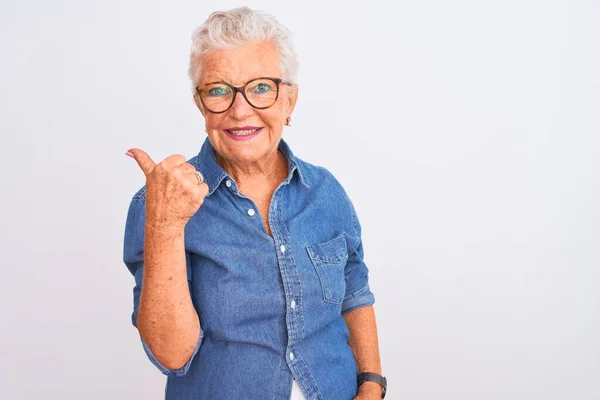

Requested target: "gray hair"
[{"left": 188, "top": 6, "right": 299, "bottom": 91}]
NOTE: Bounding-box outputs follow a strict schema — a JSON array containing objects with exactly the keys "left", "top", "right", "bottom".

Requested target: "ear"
[{"left": 285, "top": 84, "right": 299, "bottom": 117}]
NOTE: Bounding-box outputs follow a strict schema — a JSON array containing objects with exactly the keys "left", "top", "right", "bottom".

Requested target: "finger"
[
  {"left": 190, "top": 181, "right": 209, "bottom": 199},
  {"left": 178, "top": 163, "right": 196, "bottom": 174},
  {"left": 189, "top": 170, "right": 206, "bottom": 186},
  {"left": 163, "top": 154, "right": 188, "bottom": 168},
  {"left": 197, "top": 181, "right": 209, "bottom": 198},
  {"left": 180, "top": 172, "right": 208, "bottom": 197},
  {"left": 127, "top": 148, "right": 156, "bottom": 176}
]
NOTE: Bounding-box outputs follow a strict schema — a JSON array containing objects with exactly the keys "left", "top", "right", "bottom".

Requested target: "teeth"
[{"left": 229, "top": 128, "right": 259, "bottom": 136}]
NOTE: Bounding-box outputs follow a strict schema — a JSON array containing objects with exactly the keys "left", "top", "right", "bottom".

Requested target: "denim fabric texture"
[{"left": 123, "top": 137, "right": 376, "bottom": 400}]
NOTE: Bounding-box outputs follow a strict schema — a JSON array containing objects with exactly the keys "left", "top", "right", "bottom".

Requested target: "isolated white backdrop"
[{"left": 1, "top": 0, "right": 598, "bottom": 399}]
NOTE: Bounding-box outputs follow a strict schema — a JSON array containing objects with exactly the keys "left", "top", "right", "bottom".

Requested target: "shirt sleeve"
[
  {"left": 123, "top": 194, "right": 203, "bottom": 377},
  {"left": 341, "top": 197, "right": 376, "bottom": 315}
]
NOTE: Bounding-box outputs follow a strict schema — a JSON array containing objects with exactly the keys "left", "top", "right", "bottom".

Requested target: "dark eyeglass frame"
[{"left": 195, "top": 77, "right": 293, "bottom": 114}]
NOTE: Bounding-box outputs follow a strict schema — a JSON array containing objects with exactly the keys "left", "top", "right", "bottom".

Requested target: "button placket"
[
  {"left": 269, "top": 186, "right": 312, "bottom": 389},
  {"left": 225, "top": 180, "right": 266, "bottom": 231}
]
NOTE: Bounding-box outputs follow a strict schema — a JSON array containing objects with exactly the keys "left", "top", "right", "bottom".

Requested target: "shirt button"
[
  {"left": 225, "top": 180, "right": 232, "bottom": 188},
  {"left": 290, "top": 300, "right": 296, "bottom": 309},
  {"left": 247, "top": 208, "right": 256, "bottom": 216},
  {"left": 280, "top": 244, "right": 286, "bottom": 253},
  {"left": 289, "top": 352, "right": 295, "bottom": 361}
]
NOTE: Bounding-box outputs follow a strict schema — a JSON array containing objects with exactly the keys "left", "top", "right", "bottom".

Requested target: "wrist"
[
  {"left": 357, "top": 372, "right": 386, "bottom": 399},
  {"left": 359, "top": 381, "right": 383, "bottom": 396}
]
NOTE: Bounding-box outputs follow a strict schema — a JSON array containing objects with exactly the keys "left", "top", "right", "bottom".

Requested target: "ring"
[{"left": 194, "top": 171, "right": 204, "bottom": 185}]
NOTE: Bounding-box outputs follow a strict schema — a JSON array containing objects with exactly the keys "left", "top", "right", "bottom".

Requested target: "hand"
[
  {"left": 127, "top": 149, "right": 209, "bottom": 231},
  {"left": 354, "top": 382, "right": 383, "bottom": 400}
]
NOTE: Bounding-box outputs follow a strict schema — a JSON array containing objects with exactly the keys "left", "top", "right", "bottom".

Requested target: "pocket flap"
[{"left": 306, "top": 235, "right": 347, "bottom": 263}]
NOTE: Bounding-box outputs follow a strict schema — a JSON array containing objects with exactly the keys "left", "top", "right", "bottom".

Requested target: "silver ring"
[{"left": 194, "top": 171, "right": 204, "bottom": 185}]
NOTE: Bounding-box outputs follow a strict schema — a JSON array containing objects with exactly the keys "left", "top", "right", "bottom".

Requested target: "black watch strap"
[{"left": 357, "top": 372, "right": 387, "bottom": 398}]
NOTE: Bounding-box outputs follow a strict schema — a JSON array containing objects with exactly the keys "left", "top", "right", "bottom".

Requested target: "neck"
[{"left": 216, "top": 148, "right": 289, "bottom": 191}]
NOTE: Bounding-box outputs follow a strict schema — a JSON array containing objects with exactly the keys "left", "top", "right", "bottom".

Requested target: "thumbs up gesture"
[{"left": 127, "top": 149, "right": 209, "bottom": 231}]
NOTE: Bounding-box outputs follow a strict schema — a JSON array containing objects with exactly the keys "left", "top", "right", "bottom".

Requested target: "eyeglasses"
[{"left": 195, "top": 77, "right": 292, "bottom": 114}]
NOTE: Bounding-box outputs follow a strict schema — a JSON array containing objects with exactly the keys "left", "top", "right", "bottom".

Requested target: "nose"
[{"left": 228, "top": 90, "right": 254, "bottom": 120}]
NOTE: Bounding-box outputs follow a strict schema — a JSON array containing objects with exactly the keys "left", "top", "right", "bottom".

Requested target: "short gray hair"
[{"left": 188, "top": 7, "right": 299, "bottom": 91}]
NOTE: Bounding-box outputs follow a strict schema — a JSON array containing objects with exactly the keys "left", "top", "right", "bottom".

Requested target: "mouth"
[
  {"left": 223, "top": 126, "right": 263, "bottom": 141},
  {"left": 226, "top": 127, "right": 261, "bottom": 136}
]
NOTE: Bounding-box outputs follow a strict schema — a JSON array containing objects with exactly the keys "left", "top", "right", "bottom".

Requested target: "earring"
[{"left": 285, "top": 117, "right": 292, "bottom": 127}]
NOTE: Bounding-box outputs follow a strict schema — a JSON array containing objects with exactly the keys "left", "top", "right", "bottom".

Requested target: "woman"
[{"left": 123, "top": 7, "right": 385, "bottom": 400}]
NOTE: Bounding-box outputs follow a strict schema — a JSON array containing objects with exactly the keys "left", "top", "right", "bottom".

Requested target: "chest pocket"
[{"left": 306, "top": 235, "right": 348, "bottom": 305}]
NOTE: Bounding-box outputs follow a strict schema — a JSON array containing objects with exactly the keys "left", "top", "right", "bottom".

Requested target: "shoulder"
[
  {"left": 293, "top": 155, "right": 362, "bottom": 249},
  {"left": 295, "top": 156, "right": 348, "bottom": 195},
  {"left": 294, "top": 155, "right": 356, "bottom": 217}
]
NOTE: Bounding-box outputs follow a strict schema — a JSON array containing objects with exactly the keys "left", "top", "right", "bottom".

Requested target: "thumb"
[{"left": 126, "top": 148, "right": 156, "bottom": 176}]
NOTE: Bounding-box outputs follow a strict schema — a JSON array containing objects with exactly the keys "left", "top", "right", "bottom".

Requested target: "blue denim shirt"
[{"left": 123, "top": 137, "right": 376, "bottom": 400}]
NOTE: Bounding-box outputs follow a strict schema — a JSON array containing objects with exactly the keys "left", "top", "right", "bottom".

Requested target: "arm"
[
  {"left": 344, "top": 305, "right": 384, "bottom": 399},
  {"left": 334, "top": 176, "right": 383, "bottom": 398},
  {"left": 137, "top": 223, "right": 200, "bottom": 370},
  {"left": 126, "top": 148, "right": 209, "bottom": 372}
]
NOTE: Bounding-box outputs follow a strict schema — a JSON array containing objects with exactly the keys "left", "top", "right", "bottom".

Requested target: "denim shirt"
[{"left": 123, "top": 137, "right": 376, "bottom": 400}]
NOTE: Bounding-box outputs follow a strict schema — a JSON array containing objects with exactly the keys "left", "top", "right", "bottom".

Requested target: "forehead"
[{"left": 199, "top": 41, "right": 281, "bottom": 85}]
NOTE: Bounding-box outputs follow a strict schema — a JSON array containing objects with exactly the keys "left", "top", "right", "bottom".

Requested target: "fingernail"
[{"left": 125, "top": 151, "right": 134, "bottom": 158}]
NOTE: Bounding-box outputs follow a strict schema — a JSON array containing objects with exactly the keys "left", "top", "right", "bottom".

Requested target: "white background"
[{"left": 1, "top": 0, "right": 598, "bottom": 399}]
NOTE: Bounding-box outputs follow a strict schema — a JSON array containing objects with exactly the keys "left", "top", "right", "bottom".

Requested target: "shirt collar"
[{"left": 195, "top": 137, "right": 310, "bottom": 197}]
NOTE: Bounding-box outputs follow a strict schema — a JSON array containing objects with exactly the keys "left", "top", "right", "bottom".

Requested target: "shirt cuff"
[
  {"left": 341, "top": 284, "right": 376, "bottom": 315},
  {"left": 140, "top": 328, "right": 204, "bottom": 377}
]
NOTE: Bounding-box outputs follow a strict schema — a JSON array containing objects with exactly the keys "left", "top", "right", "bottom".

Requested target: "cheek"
[
  {"left": 264, "top": 101, "right": 288, "bottom": 125},
  {"left": 260, "top": 111, "right": 285, "bottom": 129},
  {"left": 205, "top": 114, "right": 225, "bottom": 129}
]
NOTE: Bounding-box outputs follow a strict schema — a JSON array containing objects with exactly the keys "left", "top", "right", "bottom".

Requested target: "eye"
[
  {"left": 207, "top": 86, "right": 231, "bottom": 97},
  {"left": 249, "top": 82, "right": 273, "bottom": 94}
]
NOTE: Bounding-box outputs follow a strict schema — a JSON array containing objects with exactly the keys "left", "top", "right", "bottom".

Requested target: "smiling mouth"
[{"left": 226, "top": 128, "right": 262, "bottom": 136}]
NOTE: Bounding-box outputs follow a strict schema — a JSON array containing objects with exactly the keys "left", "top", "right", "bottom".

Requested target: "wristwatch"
[{"left": 357, "top": 372, "right": 387, "bottom": 398}]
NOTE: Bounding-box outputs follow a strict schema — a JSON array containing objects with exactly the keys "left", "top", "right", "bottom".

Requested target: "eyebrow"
[
  {"left": 200, "top": 77, "right": 283, "bottom": 87},
  {"left": 203, "top": 80, "right": 228, "bottom": 85}
]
